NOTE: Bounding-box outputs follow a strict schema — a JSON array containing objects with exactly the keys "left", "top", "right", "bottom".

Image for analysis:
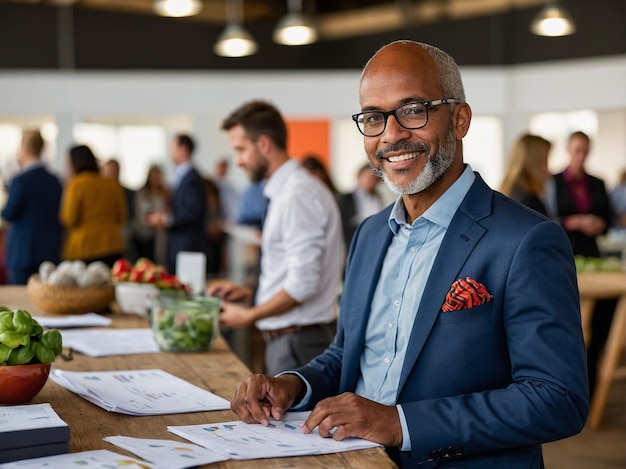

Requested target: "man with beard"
[
  {"left": 228, "top": 41, "right": 588, "bottom": 468},
  {"left": 207, "top": 100, "right": 343, "bottom": 376}
]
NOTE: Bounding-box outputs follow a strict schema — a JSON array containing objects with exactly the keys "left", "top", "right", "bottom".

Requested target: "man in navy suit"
[
  {"left": 1, "top": 129, "right": 62, "bottom": 284},
  {"left": 229, "top": 41, "right": 588, "bottom": 467},
  {"left": 147, "top": 134, "right": 212, "bottom": 274}
]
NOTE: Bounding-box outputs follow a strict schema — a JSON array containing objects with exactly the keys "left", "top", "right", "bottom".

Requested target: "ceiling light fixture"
[
  {"left": 214, "top": 0, "right": 257, "bottom": 57},
  {"left": 273, "top": 0, "right": 318, "bottom": 46},
  {"left": 153, "top": 0, "right": 202, "bottom": 18},
  {"left": 530, "top": 2, "right": 576, "bottom": 37}
]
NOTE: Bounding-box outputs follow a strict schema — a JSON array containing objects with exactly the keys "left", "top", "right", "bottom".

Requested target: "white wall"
[{"left": 1, "top": 54, "right": 625, "bottom": 191}]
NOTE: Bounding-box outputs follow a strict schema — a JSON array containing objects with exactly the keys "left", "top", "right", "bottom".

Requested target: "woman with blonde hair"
[{"left": 500, "top": 133, "right": 552, "bottom": 215}]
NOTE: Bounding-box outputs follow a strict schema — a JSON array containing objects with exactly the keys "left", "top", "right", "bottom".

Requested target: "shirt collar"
[
  {"left": 563, "top": 166, "right": 588, "bottom": 183},
  {"left": 19, "top": 160, "right": 43, "bottom": 174},
  {"left": 263, "top": 158, "right": 299, "bottom": 201},
  {"left": 173, "top": 161, "right": 194, "bottom": 188},
  {"left": 388, "top": 164, "right": 476, "bottom": 234}
]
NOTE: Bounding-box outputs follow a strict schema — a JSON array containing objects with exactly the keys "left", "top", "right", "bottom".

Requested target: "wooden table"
[
  {"left": 577, "top": 272, "right": 626, "bottom": 429},
  {"left": 1, "top": 286, "right": 397, "bottom": 469}
]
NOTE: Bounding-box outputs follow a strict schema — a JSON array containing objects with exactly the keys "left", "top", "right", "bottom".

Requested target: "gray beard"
[{"left": 371, "top": 125, "right": 457, "bottom": 195}]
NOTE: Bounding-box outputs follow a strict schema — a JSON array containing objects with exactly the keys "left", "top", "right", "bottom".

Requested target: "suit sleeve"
[
  {"left": 1, "top": 177, "right": 25, "bottom": 222},
  {"left": 171, "top": 174, "right": 206, "bottom": 230},
  {"left": 401, "top": 221, "right": 588, "bottom": 461}
]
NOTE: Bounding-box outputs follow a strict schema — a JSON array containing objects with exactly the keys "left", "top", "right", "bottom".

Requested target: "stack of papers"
[
  {"left": 104, "top": 436, "right": 228, "bottom": 468},
  {"left": 168, "top": 411, "right": 381, "bottom": 460},
  {"left": 0, "top": 450, "right": 151, "bottom": 469},
  {"left": 0, "top": 404, "right": 70, "bottom": 463},
  {"left": 60, "top": 328, "right": 159, "bottom": 357},
  {"left": 33, "top": 313, "right": 112, "bottom": 329},
  {"left": 50, "top": 369, "right": 230, "bottom": 415}
]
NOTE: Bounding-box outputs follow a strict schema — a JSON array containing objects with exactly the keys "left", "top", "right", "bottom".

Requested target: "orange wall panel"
[{"left": 285, "top": 119, "right": 330, "bottom": 169}]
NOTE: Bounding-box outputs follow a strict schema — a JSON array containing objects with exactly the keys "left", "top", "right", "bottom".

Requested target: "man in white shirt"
[{"left": 207, "top": 100, "right": 343, "bottom": 376}]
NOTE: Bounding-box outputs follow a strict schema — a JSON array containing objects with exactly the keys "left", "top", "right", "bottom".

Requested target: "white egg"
[
  {"left": 47, "top": 270, "right": 77, "bottom": 286},
  {"left": 38, "top": 261, "right": 56, "bottom": 282}
]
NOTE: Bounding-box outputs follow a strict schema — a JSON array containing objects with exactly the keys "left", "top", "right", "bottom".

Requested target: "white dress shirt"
[{"left": 255, "top": 159, "right": 344, "bottom": 331}]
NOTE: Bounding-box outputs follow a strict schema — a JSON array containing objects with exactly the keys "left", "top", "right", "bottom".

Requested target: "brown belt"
[{"left": 261, "top": 321, "right": 336, "bottom": 342}]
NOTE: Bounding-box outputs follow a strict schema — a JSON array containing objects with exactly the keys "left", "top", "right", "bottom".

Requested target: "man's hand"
[
  {"left": 219, "top": 302, "right": 255, "bottom": 329},
  {"left": 146, "top": 211, "right": 169, "bottom": 228},
  {"left": 206, "top": 280, "right": 253, "bottom": 303},
  {"left": 231, "top": 374, "right": 304, "bottom": 425},
  {"left": 566, "top": 214, "right": 606, "bottom": 237},
  {"left": 302, "top": 393, "right": 403, "bottom": 447}
]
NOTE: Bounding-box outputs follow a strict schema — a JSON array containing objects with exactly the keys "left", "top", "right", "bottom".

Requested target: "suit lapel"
[{"left": 398, "top": 175, "right": 492, "bottom": 390}]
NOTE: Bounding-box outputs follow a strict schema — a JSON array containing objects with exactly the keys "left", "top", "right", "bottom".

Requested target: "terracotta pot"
[{"left": 0, "top": 363, "right": 51, "bottom": 404}]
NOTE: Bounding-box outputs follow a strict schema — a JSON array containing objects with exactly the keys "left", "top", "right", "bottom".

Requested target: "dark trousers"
[{"left": 8, "top": 265, "right": 37, "bottom": 285}]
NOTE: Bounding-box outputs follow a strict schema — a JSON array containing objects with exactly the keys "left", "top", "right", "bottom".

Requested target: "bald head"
[{"left": 361, "top": 41, "right": 465, "bottom": 105}]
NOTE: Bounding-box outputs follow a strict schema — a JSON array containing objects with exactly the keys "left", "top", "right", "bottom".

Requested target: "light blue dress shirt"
[
  {"left": 288, "top": 165, "right": 476, "bottom": 452},
  {"left": 173, "top": 161, "right": 193, "bottom": 190},
  {"left": 355, "top": 165, "right": 475, "bottom": 450}
]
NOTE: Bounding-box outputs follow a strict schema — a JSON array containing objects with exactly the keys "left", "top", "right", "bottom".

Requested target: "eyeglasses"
[{"left": 351, "top": 98, "right": 462, "bottom": 137}]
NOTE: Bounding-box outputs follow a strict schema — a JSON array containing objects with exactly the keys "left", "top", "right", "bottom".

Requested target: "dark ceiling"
[{"left": 1, "top": 0, "right": 625, "bottom": 70}]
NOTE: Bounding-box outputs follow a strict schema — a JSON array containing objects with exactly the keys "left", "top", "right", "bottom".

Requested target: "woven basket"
[{"left": 26, "top": 275, "right": 115, "bottom": 315}]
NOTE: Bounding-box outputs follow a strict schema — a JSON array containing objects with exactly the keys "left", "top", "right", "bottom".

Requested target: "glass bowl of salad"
[{"left": 150, "top": 294, "right": 221, "bottom": 352}]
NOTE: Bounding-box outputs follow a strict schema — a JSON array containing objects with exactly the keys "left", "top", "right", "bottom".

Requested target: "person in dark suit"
[
  {"left": 147, "top": 134, "right": 211, "bottom": 274},
  {"left": 552, "top": 130, "right": 615, "bottom": 400},
  {"left": 337, "top": 163, "right": 384, "bottom": 251},
  {"left": 228, "top": 41, "right": 588, "bottom": 468},
  {"left": 1, "top": 129, "right": 62, "bottom": 284}
]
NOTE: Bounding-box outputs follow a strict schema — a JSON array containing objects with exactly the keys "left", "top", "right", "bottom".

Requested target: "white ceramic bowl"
[{"left": 115, "top": 282, "right": 158, "bottom": 315}]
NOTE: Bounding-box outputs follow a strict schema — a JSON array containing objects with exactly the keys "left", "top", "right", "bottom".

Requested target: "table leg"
[
  {"left": 580, "top": 298, "right": 595, "bottom": 348},
  {"left": 587, "top": 294, "right": 626, "bottom": 429}
]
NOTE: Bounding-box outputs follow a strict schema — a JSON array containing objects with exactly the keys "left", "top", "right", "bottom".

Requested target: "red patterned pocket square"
[{"left": 442, "top": 277, "right": 492, "bottom": 312}]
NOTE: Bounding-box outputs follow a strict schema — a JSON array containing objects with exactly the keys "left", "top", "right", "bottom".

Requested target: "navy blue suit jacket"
[
  {"left": 167, "top": 168, "right": 210, "bottom": 273},
  {"left": 296, "top": 173, "right": 588, "bottom": 468},
  {"left": 1, "top": 166, "right": 62, "bottom": 272}
]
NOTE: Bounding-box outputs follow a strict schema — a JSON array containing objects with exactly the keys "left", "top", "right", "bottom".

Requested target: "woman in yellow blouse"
[{"left": 60, "top": 145, "right": 127, "bottom": 267}]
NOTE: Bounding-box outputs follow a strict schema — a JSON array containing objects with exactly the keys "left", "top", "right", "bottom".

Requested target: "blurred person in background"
[
  {"left": 610, "top": 168, "right": 626, "bottom": 230},
  {"left": 146, "top": 134, "right": 213, "bottom": 274},
  {"left": 301, "top": 154, "right": 339, "bottom": 196},
  {"left": 499, "top": 133, "right": 552, "bottom": 216},
  {"left": 102, "top": 158, "right": 136, "bottom": 261},
  {"left": 552, "top": 130, "right": 614, "bottom": 399},
  {"left": 337, "top": 163, "right": 384, "bottom": 251},
  {"left": 553, "top": 131, "right": 613, "bottom": 256},
  {"left": 60, "top": 144, "right": 127, "bottom": 267},
  {"left": 1, "top": 129, "right": 62, "bottom": 284},
  {"left": 236, "top": 180, "right": 267, "bottom": 231},
  {"left": 205, "top": 176, "right": 224, "bottom": 275},
  {"left": 213, "top": 157, "right": 240, "bottom": 223},
  {"left": 132, "top": 164, "right": 169, "bottom": 264}
]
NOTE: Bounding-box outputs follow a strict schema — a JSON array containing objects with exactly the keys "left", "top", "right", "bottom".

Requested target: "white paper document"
[
  {"left": 222, "top": 223, "right": 262, "bottom": 246},
  {"left": 49, "top": 369, "right": 230, "bottom": 415},
  {"left": 104, "top": 436, "right": 228, "bottom": 469},
  {"left": 33, "top": 313, "right": 112, "bottom": 329},
  {"left": 0, "top": 403, "right": 67, "bottom": 432},
  {"left": 60, "top": 328, "right": 159, "bottom": 357},
  {"left": 0, "top": 449, "right": 153, "bottom": 469},
  {"left": 168, "top": 411, "right": 381, "bottom": 460}
]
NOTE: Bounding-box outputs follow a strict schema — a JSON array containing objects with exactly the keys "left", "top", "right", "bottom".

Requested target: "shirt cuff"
[
  {"left": 276, "top": 371, "right": 312, "bottom": 411},
  {"left": 397, "top": 404, "right": 412, "bottom": 452}
]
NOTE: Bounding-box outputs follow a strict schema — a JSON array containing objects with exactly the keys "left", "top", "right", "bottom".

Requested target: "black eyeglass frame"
[{"left": 351, "top": 98, "right": 462, "bottom": 137}]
